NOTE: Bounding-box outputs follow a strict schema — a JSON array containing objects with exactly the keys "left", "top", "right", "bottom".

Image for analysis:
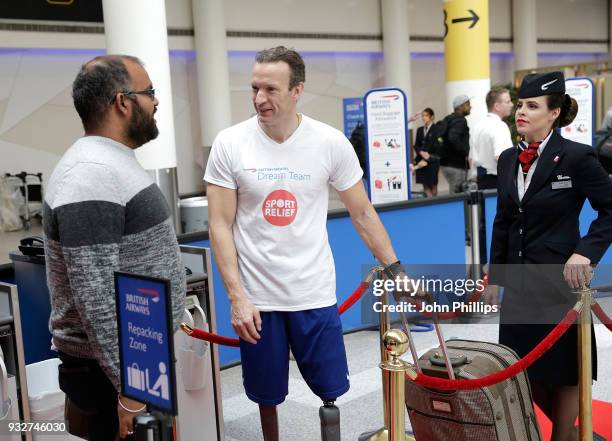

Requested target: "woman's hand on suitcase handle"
[
  {"left": 563, "top": 253, "right": 593, "bottom": 290},
  {"left": 230, "top": 296, "right": 262, "bottom": 344}
]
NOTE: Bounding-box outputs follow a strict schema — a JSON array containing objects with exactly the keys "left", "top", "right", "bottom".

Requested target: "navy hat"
[{"left": 518, "top": 71, "right": 565, "bottom": 99}]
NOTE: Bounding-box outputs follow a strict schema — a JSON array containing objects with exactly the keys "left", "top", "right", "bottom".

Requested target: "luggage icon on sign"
[{"left": 127, "top": 363, "right": 146, "bottom": 391}]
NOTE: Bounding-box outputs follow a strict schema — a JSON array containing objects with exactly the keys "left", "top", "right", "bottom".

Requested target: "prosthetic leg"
[
  {"left": 319, "top": 399, "right": 340, "bottom": 441},
  {"left": 259, "top": 401, "right": 341, "bottom": 441},
  {"left": 259, "top": 404, "right": 279, "bottom": 441}
]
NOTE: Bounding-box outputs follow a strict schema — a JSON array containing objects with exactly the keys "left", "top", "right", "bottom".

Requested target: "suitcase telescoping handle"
[{"left": 396, "top": 290, "right": 457, "bottom": 380}]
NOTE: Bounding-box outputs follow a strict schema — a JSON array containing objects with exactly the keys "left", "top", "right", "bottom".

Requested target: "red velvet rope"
[
  {"left": 187, "top": 328, "right": 240, "bottom": 347},
  {"left": 592, "top": 301, "right": 612, "bottom": 332},
  {"left": 186, "top": 280, "right": 371, "bottom": 347},
  {"left": 338, "top": 282, "right": 370, "bottom": 315},
  {"left": 408, "top": 308, "right": 579, "bottom": 391}
]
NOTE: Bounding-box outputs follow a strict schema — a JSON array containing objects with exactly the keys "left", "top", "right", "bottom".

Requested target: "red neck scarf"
[{"left": 518, "top": 141, "right": 542, "bottom": 174}]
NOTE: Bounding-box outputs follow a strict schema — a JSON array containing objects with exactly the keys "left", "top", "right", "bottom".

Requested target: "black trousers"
[{"left": 58, "top": 352, "right": 132, "bottom": 441}]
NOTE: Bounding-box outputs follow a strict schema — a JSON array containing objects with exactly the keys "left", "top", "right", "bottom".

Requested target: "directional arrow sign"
[
  {"left": 451, "top": 9, "right": 479, "bottom": 28},
  {"left": 443, "top": 0, "right": 489, "bottom": 83}
]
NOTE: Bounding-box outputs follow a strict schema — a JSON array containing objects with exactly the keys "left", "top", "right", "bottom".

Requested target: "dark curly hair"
[
  {"left": 547, "top": 93, "right": 578, "bottom": 128},
  {"left": 72, "top": 55, "right": 142, "bottom": 131}
]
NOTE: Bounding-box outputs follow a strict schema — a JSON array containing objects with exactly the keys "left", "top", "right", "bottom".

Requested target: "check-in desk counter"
[
  {"left": 0, "top": 283, "right": 33, "bottom": 441},
  {"left": 7, "top": 252, "right": 54, "bottom": 364},
  {"left": 176, "top": 246, "right": 224, "bottom": 441}
]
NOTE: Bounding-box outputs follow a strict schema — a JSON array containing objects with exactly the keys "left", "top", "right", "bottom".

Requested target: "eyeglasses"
[{"left": 122, "top": 88, "right": 156, "bottom": 100}]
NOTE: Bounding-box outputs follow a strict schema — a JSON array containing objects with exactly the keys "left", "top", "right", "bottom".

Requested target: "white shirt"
[
  {"left": 517, "top": 130, "right": 554, "bottom": 201},
  {"left": 204, "top": 115, "right": 363, "bottom": 311},
  {"left": 469, "top": 113, "right": 513, "bottom": 175}
]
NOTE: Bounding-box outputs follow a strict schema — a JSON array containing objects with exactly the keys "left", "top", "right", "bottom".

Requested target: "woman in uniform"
[
  {"left": 412, "top": 108, "right": 439, "bottom": 197},
  {"left": 488, "top": 71, "right": 612, "bottom": 441}
]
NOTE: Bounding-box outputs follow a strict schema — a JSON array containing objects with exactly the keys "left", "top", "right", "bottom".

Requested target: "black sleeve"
[
  {"left": 488, "top": 151, "right": 512, "bottom": 285},
  {"left": 414, "top": 127, "right": 424, "bottom": 152},
  {"left": 574, "top": 147, "right": 612, "bottom": 263},
  {"left": 349, "top": 124, "right": 367, "bottom": 175}
]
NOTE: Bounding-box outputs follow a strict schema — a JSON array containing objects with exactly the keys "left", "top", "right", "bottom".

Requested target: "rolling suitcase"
[
  {"left": 405, "top": 340, "right": 542, "bottom": 440},
  {"left": 401, "top": 311, "right": 543, "bottom": 440}
]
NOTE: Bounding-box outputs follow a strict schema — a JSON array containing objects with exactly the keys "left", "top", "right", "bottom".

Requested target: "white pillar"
[
  {"left": 192, "top": 0, "right": 232, "bottom": 150},
  {"left": 102, "top": 0, "right": 180, "bottom": 229},
  {"left": 512, "top": 0, "right": 538, "bottom": 71},
  {"left": 381, "top": 0, "right": 413, "bottom": 117}
]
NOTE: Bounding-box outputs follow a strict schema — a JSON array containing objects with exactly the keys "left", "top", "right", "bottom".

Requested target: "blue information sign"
[
  {"left": 115, "top": 272, "right": 177, "bottom": 415},
  {"left": 343, "top": 97, "right": 365, "bottom": 137}
]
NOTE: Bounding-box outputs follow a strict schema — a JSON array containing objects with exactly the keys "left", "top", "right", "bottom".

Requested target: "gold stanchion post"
[
  {"left": 577, "top": 286, "right": 593, "bottom": 441},
  {"left": 378, "top": 268, "right": 391, "bottom": 422},
  {"left": 359, "top": 270, "right": 415, "bottom": 441}
]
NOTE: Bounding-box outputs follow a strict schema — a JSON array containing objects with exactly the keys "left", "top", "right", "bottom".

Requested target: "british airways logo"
[
  {"left": 541, "top": 79, "right": 558, "bottom": 91},
  {"left": 137, "top": 288, "right": 160, "bottom": 303}
]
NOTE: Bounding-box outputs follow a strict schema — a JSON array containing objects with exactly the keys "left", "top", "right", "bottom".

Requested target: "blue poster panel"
[
  {"left": 115, "top": 272, "right": 177, "bottom": 415},
  {"left": 363, "top": 88, "right": 411, "bottom": 204},
  {"left": 563, "top": 77, "right": 595, "bottom": 146},
  {"left": 343, "top": 97, "right": 365, "bottom": 138}
]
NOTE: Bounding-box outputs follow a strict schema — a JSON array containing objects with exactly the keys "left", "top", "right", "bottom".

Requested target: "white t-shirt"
[
  {"left": 469, "top": 113, "right": 513, "bottom": 175},
  {"left": 204, "top": 115, "right": 363, "bottom": 311}
]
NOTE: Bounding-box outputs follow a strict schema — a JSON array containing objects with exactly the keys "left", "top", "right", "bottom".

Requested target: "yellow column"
[{"left": 443, "top": 0, "right": 490, "bottom": 122}]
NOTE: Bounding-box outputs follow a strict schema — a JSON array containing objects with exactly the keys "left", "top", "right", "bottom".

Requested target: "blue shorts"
[{"left": 239, "top": 304, "right": 350, "bottom": 406}]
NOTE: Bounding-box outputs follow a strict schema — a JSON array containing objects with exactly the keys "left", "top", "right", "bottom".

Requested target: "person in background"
[
  {"left": 349, "top": 121, "right": 367, "bottom": 180},
  {"left": 594, "top": 107, "right": 612, "bottom": 174},
  {"left": 439, "top": 95, "right": 471, "bottom": 193},
  {"left": 412, "top": 108, "right": 439, "bottom": 197},
  {"left": 469, "top": 87, "right": 514, "bottom": 189},
  {"left": 43, "top": 55, "right": 186, "bottom": 440},
  {"left": 601, "top": 105, "right": 612, "bottom": 129},
  {"left": 487, "top": 71, "right": 612, "bottom": 441}
]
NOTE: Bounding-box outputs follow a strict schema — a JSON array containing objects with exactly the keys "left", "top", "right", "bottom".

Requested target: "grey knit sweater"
[{"left": 43, "top": 136, "right": 185, "bottom": 391}]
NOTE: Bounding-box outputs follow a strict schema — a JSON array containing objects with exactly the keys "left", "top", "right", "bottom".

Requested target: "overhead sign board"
[{"left": 0, "top": 1, "right": 103, "bottom": 22}]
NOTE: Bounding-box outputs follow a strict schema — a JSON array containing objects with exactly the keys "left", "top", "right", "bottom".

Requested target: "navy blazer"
[
  {"left": 414, "top": 125, "right": 434, "bottom": 157},
  {"left": 490, "top": 130, "right": 612, "bottom": 273}
]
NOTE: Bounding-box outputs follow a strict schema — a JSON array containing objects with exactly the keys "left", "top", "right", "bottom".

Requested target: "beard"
[{"left": 128, "top": 100, "right": 159, "bottom": 147}]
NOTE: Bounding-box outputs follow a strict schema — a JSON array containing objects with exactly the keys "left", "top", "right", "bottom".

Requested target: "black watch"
[{"left": 383, "top": 260, "right": 403, "bottom": 280}]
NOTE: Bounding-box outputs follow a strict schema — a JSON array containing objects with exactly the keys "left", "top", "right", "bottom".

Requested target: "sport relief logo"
[{"left": 262, "top": 189, "right": 298, "bottom": 226}]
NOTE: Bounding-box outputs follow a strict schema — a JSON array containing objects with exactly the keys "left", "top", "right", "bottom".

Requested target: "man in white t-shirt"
[
  {"left": 469, "top": 87, "right": 514, "bottom": 189},
  {"left": 205, "top": 46, "right": 404, "bottom": 441}
]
